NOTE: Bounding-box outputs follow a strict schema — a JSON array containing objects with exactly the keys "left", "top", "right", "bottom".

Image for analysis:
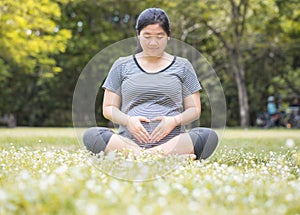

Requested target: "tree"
[
  {"left": 0, "top": 0, "right": 71, "bottom": 125},
  {"left": 2, "top": 0, "right": 298, "bottom": 127},
  {"left": 166, "top": 0, "right": 293, "bottom": 127},
  {"left": 168, "top": 0, "right": 252, "bottom": 127}
]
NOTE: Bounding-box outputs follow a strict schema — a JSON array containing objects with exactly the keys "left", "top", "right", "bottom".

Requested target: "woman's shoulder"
[
  {"left": 174, "top": 56, "right": 191, "bottom": 65},
  {"left": 111, "top": 55, "right": 133, "bottom": 70},
  {"left": 173, "top": 56, "right": 194, "bottom": 71},
  {"left": 175, "top": 55, "right": 188, "bottom": 61},
  {"left": 113, "top": 55, "right": 134, "bottom": 65}
]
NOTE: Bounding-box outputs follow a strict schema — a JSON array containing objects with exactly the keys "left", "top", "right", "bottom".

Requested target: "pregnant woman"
[{"left": 83, "top": 8, "right": 218, "bottom": 160}]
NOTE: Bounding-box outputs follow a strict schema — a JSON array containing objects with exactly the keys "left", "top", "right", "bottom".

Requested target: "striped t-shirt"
[{"left": 102, "top": 55, "right": 201, "bottom": 147}]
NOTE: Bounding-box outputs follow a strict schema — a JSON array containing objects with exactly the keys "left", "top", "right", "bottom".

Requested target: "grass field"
[{"left": 0, "top": 127, "right": 299, "bottom": 215}]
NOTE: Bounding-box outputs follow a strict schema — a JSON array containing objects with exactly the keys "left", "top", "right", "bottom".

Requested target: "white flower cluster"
[{"left": 0, "top": 144, "right": 299, "bottom": 215}]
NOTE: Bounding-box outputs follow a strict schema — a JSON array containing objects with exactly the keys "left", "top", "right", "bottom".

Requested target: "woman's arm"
[
  {"left": 102, "top": 89, "right": 150, "bottom": 143},
  {"left": 102, "top": 89, "right": 128, "bottom": 126},
  {"left": 174, "top": 91, "right": 201, "bottom": 126}
]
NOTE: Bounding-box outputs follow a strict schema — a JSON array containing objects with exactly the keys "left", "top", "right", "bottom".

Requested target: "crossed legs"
[{"left": 83, "top": 127, "right": 218, "bottom": 160}]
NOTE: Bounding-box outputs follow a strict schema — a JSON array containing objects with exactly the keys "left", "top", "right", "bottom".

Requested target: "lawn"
[{"left": 0, "top": 127, "right": 299, "bottom": 215}]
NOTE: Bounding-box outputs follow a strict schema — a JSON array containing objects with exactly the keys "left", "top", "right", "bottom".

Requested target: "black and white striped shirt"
[{"left": 103, "top": 55, "right": 201, "bottom": 147}]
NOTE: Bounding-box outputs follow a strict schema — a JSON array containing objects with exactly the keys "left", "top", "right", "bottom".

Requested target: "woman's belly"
[{"left": 118, "top": 122, "right": 184, "bottom": 148}]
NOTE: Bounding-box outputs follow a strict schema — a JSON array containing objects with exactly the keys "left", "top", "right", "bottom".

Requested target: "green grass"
[{"left": 0, "top": 127, "right": 299, "bottom": 215}]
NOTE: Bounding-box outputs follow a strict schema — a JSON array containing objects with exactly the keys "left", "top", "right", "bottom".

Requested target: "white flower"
[
  {"left": 157, "top": 197, "right": 167, "bottom": 206},
  {"left": 285, "top": 194, "right": 294, "bottom": 201},
  {"left": 227, "top": 194, "right": 235, "bottom": 202},
  {"left": 19, "top": 170, "right": 30, "bottom": 180},
  {"left": 285, "top": 139, "right": 295, "bottom": 148},
  {"left": 191, "top": 188, "right": 201, "bottom": 199},
  {"left": 54, "top": 164, "right": 68, "bottom": 175},
  {"left": 0, "top": 189, "right": 7, "bottom": 201},
  {"left": 85, "top": 203, "right": 99, "bottom": 215},
  {"left": 188, "top": 201, "right": 199, "bottom": 211},
  {"left": 127, "top": 205, "right": 141, "bottom": 215},
  {"left": 85, "top": 179, "right": 96, "bottom": 191}
]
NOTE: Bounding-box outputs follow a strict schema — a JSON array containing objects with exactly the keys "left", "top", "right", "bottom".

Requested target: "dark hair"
[
  {"left": 135, "top": 8, "right": 171, "bottom": 53},
  {"left": 136, "top": 8, "right": 171, "bottom": 36}
]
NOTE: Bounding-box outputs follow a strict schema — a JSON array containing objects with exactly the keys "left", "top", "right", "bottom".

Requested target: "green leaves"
[
  {"left": 0, "top": 0, "right": 71, "bottom": 72},
  {"left": 0, "top": 0, "right": 299, "bottom": 126},
  {"left": 0, "top": 0, "right": 71, "bottom": 122}
]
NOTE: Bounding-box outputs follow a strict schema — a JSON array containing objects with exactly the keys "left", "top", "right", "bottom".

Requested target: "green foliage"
[
  {"left": 0, "top": 0, "right": 299, "bottom": 126},
  {"left": 0, "top": 0, "right": 71, "bottom": 73},
  {"left": 165, "top": 0, "right": 300, "bottom": 126},
  {"left": 0, "top": 0, "right": 71, "bottom": 124}
]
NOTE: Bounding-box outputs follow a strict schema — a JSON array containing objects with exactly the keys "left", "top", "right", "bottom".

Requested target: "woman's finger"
[
  {"left": 136, "top": 132, "right": 149, "bottom": 144},
  {"left": 150, "top": 126, "right": 164, "bottom": 143},
  {"left": 151, "top": 116, "right": 163, "bottom": 122},
  {"left": 133, "top": 126, "right": 150, "bottom": 143},
  {"left": 139, "top": 116, "right": 151, "bottom": 123}
]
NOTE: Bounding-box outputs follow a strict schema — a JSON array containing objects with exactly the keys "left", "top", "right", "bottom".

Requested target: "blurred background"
[{"left": 0, "top": 0, "right": 299, "bottom": 128}]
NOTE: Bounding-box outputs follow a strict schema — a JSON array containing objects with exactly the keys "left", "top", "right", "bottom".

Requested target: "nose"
[{"left": 148, "top": 38, "right": 159, "bottom": 45}]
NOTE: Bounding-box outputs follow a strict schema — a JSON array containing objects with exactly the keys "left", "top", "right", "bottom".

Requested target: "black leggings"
[{"left": 83, "top": 127, "right": 218, "bottom": 160}]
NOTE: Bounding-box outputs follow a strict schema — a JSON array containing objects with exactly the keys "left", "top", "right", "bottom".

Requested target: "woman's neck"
[
  {"left": 137, "top": 52, "right": 169, "bottom": 62},
  {"left": 134, "top": 52, "right": 174, "bottom": 73}
]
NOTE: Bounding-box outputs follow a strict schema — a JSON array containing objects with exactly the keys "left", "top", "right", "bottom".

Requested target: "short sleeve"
[
  {"left": 102, "top": 58, "right": 123, "bottom": 96},
  {"left": 182, "top": 59, "right": 202, "bottom": 97}
]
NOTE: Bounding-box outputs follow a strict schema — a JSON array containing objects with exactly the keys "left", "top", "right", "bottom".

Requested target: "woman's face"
[{"left": 138, "top": 23, "right": 169, "bottom": 57}]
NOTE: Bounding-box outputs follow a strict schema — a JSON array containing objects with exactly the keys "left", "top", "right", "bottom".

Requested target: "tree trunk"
[
  {"left": 230, "top": 54, "right": 250, "bottom": 127},
  {"left": 192, "top": 0, "right": 251, "bottom": 127}
]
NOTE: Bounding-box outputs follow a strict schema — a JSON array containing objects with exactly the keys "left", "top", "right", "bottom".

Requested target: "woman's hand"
[
  {"left": 150, "top": 116, "right": 178, "bottom": 143},
  {"left": 126, "top": 116, "right": 150, "bottom": 144}
]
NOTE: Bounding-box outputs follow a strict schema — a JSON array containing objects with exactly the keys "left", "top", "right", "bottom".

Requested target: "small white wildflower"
[
  {"left": 285, "top": 194, "right": 294, "bottom": 201},
  {"left": 18, "top": 182, "right": 26, "bottom": 190},
  {"left": 104, "top": 189, "right": 113, "bottom": 198},
  {"left": 248, "top": 194, "right": 255, "bottom": 203},
  {"left": 85, "top": 179, "right": 96, "bottom": 191},
  {"left": 109, "top": 180, "right": 122, "bottom": 193},
  {"left": 251, "top": 208, "right": 259, "bottom": 215},
  {"left": 159, "top": 185, "right": 170, "bottom": 196},
  {"left": 19, "top": 170, "right": 30, "bottom": 180},
  {"left": 223, "top": 185, "right": 233, "bottom": 194},
  {"left": 162, "top": 210, "right": 174, "bottom": 215},
  {"left": 192, "top": 188, "right": 201, "bottom": 199},
  {"left": 157, "top": 197, "right": 167, "bottom": 206},
  {"left": 45, "top": 151, "right": 55, "bottom": 159},
  {"left": 188, "top": 201, "right": 199, "bottom": 211},
  {"left": 285, "top": 139, "right": 295, "bottom": 148},
  {"left": 181, "top": 187, "right": 189, "bottom": 195},
  {"left": 0, "top": 189, "right": 7, "bottom": 201},
  {"left": 278, "top": 204, "right": 287, "bottom": 214},
  {"left": 227, "top": 194, "right": 235, "bottom": 202},
  {"left": 54, "top": 165, "right": 68, "bottom": 175},
  {"left": 142, "top": 205, "right": 154, "bottom": 214},
  {"left": 127, "top": 205, "right": 141, "bottom": 215},
  {"left": 172, "top": 182, "right": 183, "bottom": 191},
  {"left": 265, "top": 199, "right": 274, "bottom": 207},
  {"left": 85, "top": 203, "right": 99, "bottom": 215}
]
